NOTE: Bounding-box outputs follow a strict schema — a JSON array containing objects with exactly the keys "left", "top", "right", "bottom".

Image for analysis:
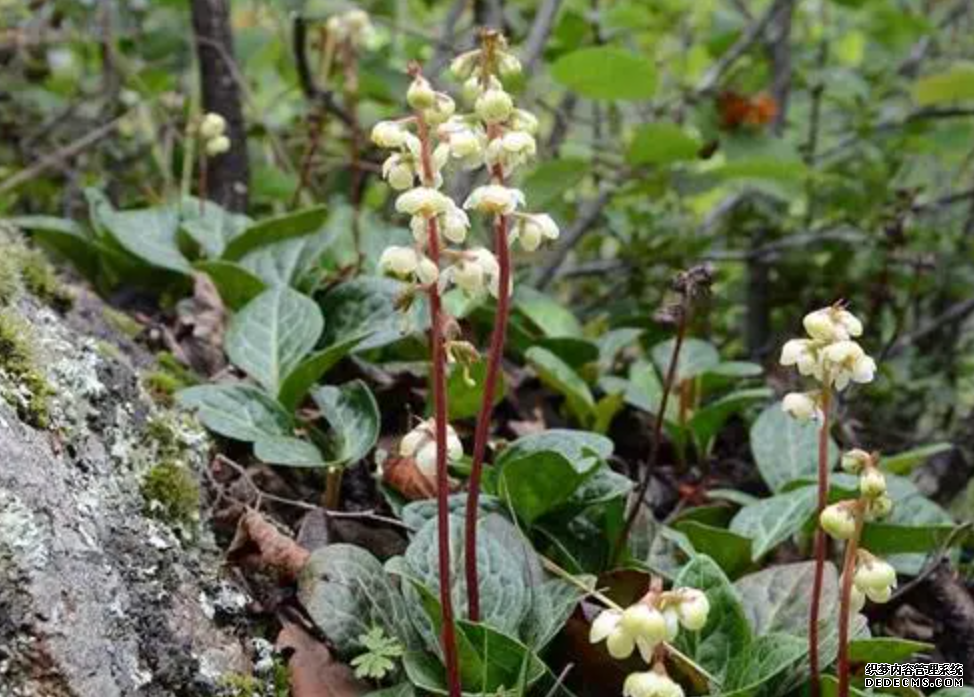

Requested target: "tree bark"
[{"left": 190, "top": 0, "right": 249, "bottom": 212}]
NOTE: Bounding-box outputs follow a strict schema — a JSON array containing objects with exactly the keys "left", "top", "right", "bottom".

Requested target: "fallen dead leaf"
[
  {"left": 228, "top": 510, "right": 311, "bottom": 579},
  {"left": 277, "top": 620, "right": 369, "bottom": 697}
]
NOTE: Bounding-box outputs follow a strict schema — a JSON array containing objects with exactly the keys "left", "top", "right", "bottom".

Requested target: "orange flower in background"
[{"left": 717, "top": 91, "right": 778, "bottom": 130}]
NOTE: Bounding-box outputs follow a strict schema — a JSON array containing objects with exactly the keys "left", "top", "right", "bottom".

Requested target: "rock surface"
[{"left": 0, "top": 288, "right": 248, "bottom": 696}]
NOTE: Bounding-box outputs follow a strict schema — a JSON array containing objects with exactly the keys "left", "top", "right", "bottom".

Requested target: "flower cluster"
[
  {"left": 198, "top": 112, "right": 230, "bottom": 157},
  {"left": 589, "top": 588, "right": 709, "bottom": 697},
  {"left": 326, "top": 8, "right": 376, "bottom": 48},
  {"left": 780, "top": 305, "right": 876, "bottom": 421},
  {"left": 820, "top": 449, "right": 896, "bottom": 610},
  {"left": 399, "top": 418, "right": 464, "bottom": 480}
]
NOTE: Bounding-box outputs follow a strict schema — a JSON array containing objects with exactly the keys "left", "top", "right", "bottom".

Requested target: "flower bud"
[
  {"left": 447, "top": 248, "right": 501, "bottom": 297},
  {"left": 199, "top": 112, "right": 226, "bottom": 140},
  {"left": 859, "top": 467, "right": 887, "bottom": 498},
  {"left": 620, "top": 605, "right": 667, "bottom": 642},
  {"left": 372, "top": 120, "right": 408, "bottom": 148},
  {"left": 475, "top": 86, "right": 514, "bottom": 124},
  {"left": 841, "top": 449, "right": 873, "bottom": 475},
  {"left": 416, "top": 257, "right": 439, "bottom": 285},
  {"left": 204, "top": 135, "right": 230, "bottom": 157},
  {"left": 463, "top": 184, "right": 525, "bottom": 215},
  {"left": 442, "top": 207, "right": 470, "bottom": 244},
  {"left": 850, "top": 583, "right": 866, "bottom": 614},
  {"left": 623, "top": 672, "right": 685, "bottom": 697},
  {"left": 399, "top": 419, "right": 463, "bottom": 478},
  {"left": 854, "top": 557, "right": 896, "bottom": 595},
  {"left": 510, "top": 108, "right": 539, "bottom": 134},
  {"left": 866, "top": 494, "right": 893, "bottom": 520},
  {"left": 820, "top": 503, "right": 857, "bottom": 540},
  {"left": 497, "top": 52, "right": 522, "bottom": 78},
  {"left": 407, "top": 75, "right": 436, "bottom": 110},
  {"left": 382, "top": 155, "right": 415, "bottom": 191},
  {"left": 782, "top": 392, "right": 819, "bottom": 422},
  {"left": 461, "top": 76, "right": 481, "bottom": 105},
  {"left": 450, "top": 50, "right": 480, "bottom": 80},
  {"left": 424, "top": 93, "right": 456, "bottom": 126},
  {"left": 675, "top": 589, "right": 710, "bottom": 631}
]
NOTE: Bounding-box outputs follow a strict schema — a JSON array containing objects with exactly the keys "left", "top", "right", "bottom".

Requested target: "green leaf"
[
  {"left": 514, "top": 286, "right": 583, "bottom": 338},
  {"left": 10, "top": 216, "right": 98, "bottom": 280},
  {"left": 498, "top": 450, "right": 596, "bottom": 525},
  {"left": 225, "top": 287, "right": 324, "bottom": 394},
  {"left": 735, "top": 561, "right": 839, "bottom": 637},
  {"left": 320, "top": 277, "right": 427, "bottom": 352},
  {"left": 914, "top": 65, "right": 974, "bottom": 106},
  {"left": 706, "top": 361, "right": 764, "bottom": 378},
  {"left": 446, "top": 358, "right": 505, "bottom": 421},
  {"left": 847, "top": 637, "right": 933, "bottom": 663},
  {"left": 535, "top": 337, "right": 600, "bottom": 370},
  {"left": 526, "top": 346, "right": 595, "bottom": 425},
  {"left": 621, "top": 360, "right": 677, "bottom": 421},
  {"left": 628, "top": 122, "right": 702, "bottom": 166},
  {"left": 176, "top": 383, "right": 292, "bottom": 442},
  {"left": 365, "top": 683, "right": 416, "bottom": 697},
  {"left": 495, "top": 429, "right": 613, "bottom": 468},
  {"left": 597, "top": 327, "right": 643, "bottom": 370},
  {"left": 688, "top": 388, "right": 772, "bottom": 453},
  {"left": 564, "top": 464, "right": 634, "bottom": 509},
  {"left": 277, "top": 333, "right": 369, "bottom": 412},
  {"left": 222, "top": 205, "right": 328, "bottom": 260},
  {"left": 521, "top": 158, "right": 590, "bottom": 209},
  {"left": 750, "top": 402, "right": 839, "bottom": 492},
  {"left": 298, "top": 544, "right": 419, "bottom": 654},
  {"left": 179, "top": 198, "right": 252, "bottom": 258},
  {"left": 254, "top": 436, "right": 326, "bottom": 467},
  {"left": 673, "top": 521, "right": 753, "bottom": 579},
  {"left": 97, "top": 204, "right": 191, "bottom": 274},
  {"left": 652, "top": 338, "right": 720, "bottom": 382},
  {"left": 859, "top": 521, "right": 964, "bottom": 555},
  {"left": 882, "top": 442, "right": 953, "bottom": 475},
  {"left": 551, "top": 47, "right": 658, "bottom": 101},
  {"left": 239, "top": 223, "right": 339, "bottom": 289},
  {"left": 729, "top": 487, "right": 818, "bottom": 560},
  {"left": 715, "top": 157, "right": 808, "bottom": 183},
  {"left": 673, "top": 555, "right": 752, "bottom": 682},
  {"left": 400, "top": 494, "right": 505, "bottom": 532},
  {"left": 520, "top": 577, "right": 588, "bottom": 650},
  {"left": 722, "top": 633, "right": 808, "bottom": 696},
  {"left": 310, "top": 380, "right": 381, "bottom": 467},
  {"left": 193, "top": 260, "right": 266, "bottom": 310}
]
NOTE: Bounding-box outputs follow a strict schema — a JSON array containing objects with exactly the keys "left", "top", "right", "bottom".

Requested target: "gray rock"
[{"left": 0, "top": 291, "right": 248, "bottom": 697}]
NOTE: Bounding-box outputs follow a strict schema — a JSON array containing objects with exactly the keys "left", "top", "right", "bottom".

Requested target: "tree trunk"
[{"left": 190, "top": 0, "right": 249, "bottom": 212}]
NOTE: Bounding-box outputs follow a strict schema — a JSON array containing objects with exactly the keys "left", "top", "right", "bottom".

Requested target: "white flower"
[
  {"left": 423, "top": 93, "right": 456, "bottom": 126},
  {"left": 476, "top": 86, "right": 514, "bottom": 124},
  {"left": 590, "top": 605, "right": 664, "bottom": 663},
  {"left": 589, "top": 609, "right": 631, "bottom": 659},
  {"left": 485, "top": 131, "right": 537, "bottom": 172},
  {"left": 416, "top": 257, "right": 439, "bottom": 285},
  {"left": 850, "top": 583, "right": 866, "bottom": 614},
  {"left": 510, "top": 108, "right": 539, "bottom": 135},
  {"left": 371, "top": 120, "right": 409, "bottom": 149},
  {"left": 513, "top": 213, "right": 559, "bottom": 252},
  {"left": 464, "top": 184, "right": 525, "bottom": 215},
  {"left": 821, "top": 340, "right": 876, "bottom": 390},
  {"left": 859, "top": 468, "right": 887, "bottom": 498},
  {"left": 780, "top": 339, "right": 822, "bottom": 379},
  {"left": 439, "top": 118, "right": 487, "bottom": 168},
  {"left": 450, "top": 50, "right": 480, "bottom": 80},
  {"left": 623, "top": 672, "right": 685, "bottom": 697},
  {"left": 441, "top": 206, "right": 470, "bottom": 244},
  {"left": 382, "top": 155, "right": 415, "bottom": 191},
  {"left": 866, "top": 494, "right": 893, "bottom": 520},
  {"left": 674, "top": 589, "right": 710, "bottom": 631},
  {"left": 497, "top": 52, "right": 522, "bottom": 78},
  {"left": 782, "top": 391, "right": 819, "bottom": 422},
  {"left": 820, "top": 503, "right": 857, "bottom": 540},
  {"left": 399, "top": 419, "right": 463, "bottom": 479},
  {"left": 841, "top": 449, "right": 873, "bottom": 474},
  {"left": 854, "top": 557, "right": 896, "bottom": 599},
  {"left": 378, "top": 246, "right": 437, "bottom": 285},
  {"left": 803, "top": 307, "right": 864, "bottom": 343},
  {"left": 199, "top": 112, "right": 226, "bottom": 140},
  {"left": 461, "top": 76, "right": 482, "bottom": 105},
  {"left": 205, "top": 135, "right": 230, "bottom": 156},
  {"left": 407, "top": 75, "right": 436, "bottom": 110},
  {"left": 396, "top": 187, "right": 452, "bottom": 218},
  {"left": 444, "top": 248, "right": 501, "bottom": 298},
  {"left": 662, "top": 608, "right": 680, "bottom": 641}
]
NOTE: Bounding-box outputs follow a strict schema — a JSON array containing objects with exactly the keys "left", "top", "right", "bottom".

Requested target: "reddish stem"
[
  {"left": 465, "top": 119, "right": 509, "bottom": 620},
  {"left": 416, "top": 109, "right": 462, "bottom": 697},
  {"left": 808, "top": 386, "right": 832, "bottom": 697},
  {"left": 837, "top": 505, "right": 865, "bottom": 697}
]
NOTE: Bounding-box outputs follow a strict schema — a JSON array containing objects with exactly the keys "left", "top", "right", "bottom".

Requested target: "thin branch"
[
  {"left": 535, "top": 185, "right": 614, "bottom": 288},
  {"left": 522, "top": 0, "right": 564, "bottom": 74},
  {"left": 887, "top": 297, "right": 974, "bottom": 357}
]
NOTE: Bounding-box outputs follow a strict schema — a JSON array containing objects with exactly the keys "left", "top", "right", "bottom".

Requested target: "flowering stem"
[
  {"left": 808, "top": 384, "right": 832, "bottom": 697},
  {"left": 465, "top": 157, "right": 509, "bottom": 623},
  {"left": 837, "top": 503, "right": 865, "bottom": 697},
  {"left": 612, "top": 298, "right": 690, "bottom": 566},
  {"left": 416, "top": 107, "right": 462, "bottom": 697}
]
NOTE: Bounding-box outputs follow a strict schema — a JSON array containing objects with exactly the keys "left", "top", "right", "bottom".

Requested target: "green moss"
[
  {"left": 0, "top": 254, "right": 22, "bottom": 306},
  {"left": 102, "top": 306, "right": 143, "bottom": 339},
  {"left": 140, "top": 461, "right": 200, "bottom": 531},
  {"left": 217, "top": 662, "right": 289, "bottom": 697},
  {"left": 14, "top": 248, "right": 72, "bottom": 311},
  {"left": 0, "top": 309, "right": 52, "bottom": 428},
  {"left": 142, "top": 352, "right": 199, "bottom": 405}
]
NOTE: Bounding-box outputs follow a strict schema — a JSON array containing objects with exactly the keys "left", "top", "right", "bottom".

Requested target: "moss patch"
[
  {"left": 102, "top": 306, "right": 143, "bottom": 339},
  {"left": 142, "top": 352, "right": 200, "bottom": 406},
  {"left": 217, "top": 661, "right": 289, "bottom": 697},
  {"left": 0, "top": 309, "right": 52, "bottom": 428},
  {"left": 14, "top": 247, "right": 72, "bottom": 311},
  {"left": 0, "top": 254, "right": 22, "bottom": 306},
  {"left": 141, "top": 461, "right": 200, "bottom": 532}
]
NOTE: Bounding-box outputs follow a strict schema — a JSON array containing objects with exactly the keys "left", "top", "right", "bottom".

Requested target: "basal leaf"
[
  {"left": 254, "top": 436, "right": 326, "bottom": 467},
  {"left": 239, "top": 222, "right": 339, "bottom": 289},
  {"left": 673, "top": 521, "right": 753, "bottom": 579},
  {"left": 310, "top": 380, "right": 380, "bottom": 467},
  {"left": 689, "top": 388, "right": 772, "bottom": 454},
  {"left": 225, "top": 287, "right": 324, "bottom": 394},
  {"left": 735, "top": 561, "right": 839, "bottom": 637},
  {"left": 729, "top": 487, "right": 818, "bottom": 560},
  {"left": 222, "top": 205, "right": 328, "bottom": 260},
  {"left": 847, "top": 637, "right": 933, "bottom": 663},
  {"left": 97, "top": 204, "right": 191, "bottom": 274},
  {"left": 446, "top": 357, "right": 505, "bottom": 421},
  {"left": 320, "top": 277, "right": 427, "bottom": 352},
  {"left": 526, "top": 346, "right": 595, "bottom": 425},
  {"left": 494, "top": 429, "right": 613, "bottom": 469},
  {"left": 277, "top": 333, "right": 370, "bottom": 411},
  {"left": 514, "top": 286, "right": 583, "bottom": 338},
  {"left": 498, "top": 450, "right": 595, "bottom": 525},
  {"left": 750, "top": 402, "right": 839, "bottom": 492},
  {"left": 10, "top": 215, "right": 98, "bottom": 280},
  {"left": 722, "top": 633, "right": 808, "bottom": 696},
  {"left": 881, "top": 442, "right": 952, "bottom": 475},
  {"left": 193, "top": 260, "right": 266, "bottom": 310},
  {"left": 651, "top": 338, "right": 720, "bottom": 382},
  {"left": 179, "top": 198, "right": 251, "bottom": 258},
  {"left": 176, "top": 383, "right": 292, "bottom": 442}
]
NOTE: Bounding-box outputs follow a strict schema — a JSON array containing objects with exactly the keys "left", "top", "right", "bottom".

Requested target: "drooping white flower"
[
  {"left": 407, "top": 75, "right": 436, "bottom": 110},
  {"left": 396, "top": 187, "right": 452, "bottom": 218},
  {"left": 377, "top": 246, "right": 438, "bottom": 285},
  {"left": 510, "top": 108, "right": 539, "bottom": 134},
  {"left": 444, "top": 248, "right": 501, "bottom": 298},
  {"left": 866, "top": 494, "right": 893, "bottom": 520},
  {"left": 464, "top": 184, "right": 525, "bottom": 215},
  {"left": 780, "top": 338, "right": 823, "bottom": 379},
  {"left": 497, "top": 51, "right": 522, "bottom": 79},
  {"left": 821, "top": 340, "right": 876, "bottom": 390},
  {"left": 382, "top": 154, "right": 415, "bottom": 191},
  {"left": 820, "top": 503, "right": 857, "bottom": 540},
  {"left": 327, "top": 9, "right": 376, "bottom": 47},
  {"left": 439, "top": 118, "right": 487, "bottom": 168},
  {"left": 399, "top": 419, "right": 463, "bottom": 479},
  {"left": 513, "top": 213, "right": 559, "bottom": 252},
  {"left": 841, "top": 449, "right": 873, "bottom": 474},
  {"left": 782, "top": 391, "right": 819, "bottom": 422},
  {"left": 475, "top": 86, "right": 514, "bottom": 124},
  {"left": 674, "top": 589, "right": 710, "bottom": 631},
  {"left": 485, "top": 130, "right": 537, "bottom": 172},
  {"left": 859, "top": 467, "right": 887, "bottom": 498},
  {"left": 199, "top": 112, "right": 226, "bottom": 140},
  {"left": 589, "top": 605, "right": 665, "bottom": 663},
  {"left": 371, "top": 120, "right": 409, "bottom": 149},
  {"left": 803, "top": 307, "right": 864, "bottom": 343},
  {"left": 205, "top": 135, "right": 230, "bottom": 156},
  {"left": 623, "top": 672, "right": 685, "bottom": 697},
  {"left": 424, "top": 93, "right": 456, "bottom": 126},
  {"left": 853, "top": 557, "right": 897, "bottom": 604},
  {"left": 450, "top": 50, "right": 480, "bottom": 80},
  {"left": 441, "top": 206, "right": 470, "bottom": 244}
]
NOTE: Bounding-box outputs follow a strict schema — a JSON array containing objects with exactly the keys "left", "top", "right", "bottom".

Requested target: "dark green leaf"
[
  {"left": 97, "top": 204, "right": 190, "bottom": 274},
  {"left": 914, "top": 66, "right": 974, "bottom": 106},
  {"left": 882, "top": 443, "right": 953, "bottom": 475},
  {"left": 673, "top": 521, "right": 753, "bottom": 579},
  {"left": 320, "top": 277, "right": 427, "bottom": 352},
  {"left": 526, "top": 346, "right": 595, "bottom": 425},
  {"left": 847, "top": 637, "right": 933, "bottom": 663},
  {"left": 750, "top": 402, "right": 839, "bottom": 492},
  {"left": 176, "top": 383, "right": 292, "bottom": 442},
  {"left": 446, "top": 358, "right": 505, "bottom": 421},
  {"left": 628, "top": 122, "right": 702, "bottom": 165},
  {"left": 222, "top": 205, "right": 328, "bottom": 260},
  {"left": 277, "top": 333, "right": 369, "bottom": 412},
  {"left": 254, "top": 436, "right": 326, "bottom": 467},
  {"left": 551, "top": 47, "right": 658, "bottom": 101},
  {"left": 729, "top": 487, "right": 818, "bottom": 560},
  {"left": 310, "top": 380, "right": 381, "bottom": 467},
  {"left": 193, "top": 260, "right": 266, "bottom": 310}
]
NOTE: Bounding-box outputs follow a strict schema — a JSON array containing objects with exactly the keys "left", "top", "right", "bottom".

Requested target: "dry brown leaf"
[
  {"left": 228, "top": 510, "right": 310, "bottom": 579},
  {"left": 381, "top": 455, "right": 437, "bottom": 501},
  {"left": 277, "top": 621, "right": 369, "bottom": 697}
]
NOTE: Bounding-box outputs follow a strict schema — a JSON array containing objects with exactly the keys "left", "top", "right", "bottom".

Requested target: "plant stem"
[
  {"left": 808, "top": 385, "right": 832, "bottom": 697},
  {"left": 837, "top": 504, "right": 865, "bottom": 697},
  {"left": 415, "top": 102, "right": 462, "bottom": 697},
  {"left": 612, "top": 299, "right": 689, "bottom": 565},
  {"left": 323, "top": 467, "right": 342, "bottom": 509},
  {"left": 465, "top": 154, "right": 509, "bottom": 623}
]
